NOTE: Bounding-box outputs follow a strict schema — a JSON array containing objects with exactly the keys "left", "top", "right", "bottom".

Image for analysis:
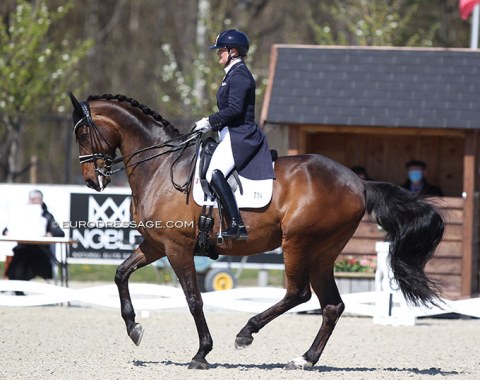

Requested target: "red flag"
[{"left": 460, "top": 0, "right": 480, "bottom": 20}]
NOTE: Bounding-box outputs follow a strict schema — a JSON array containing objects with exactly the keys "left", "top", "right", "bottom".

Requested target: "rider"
[{"left": 195, "top": 29, "right": 275, "bottom": 240}]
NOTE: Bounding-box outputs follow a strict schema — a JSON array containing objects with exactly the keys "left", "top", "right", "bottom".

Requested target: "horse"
[{"left": 68, "top": 92, "right": 444, "bottom": 370}]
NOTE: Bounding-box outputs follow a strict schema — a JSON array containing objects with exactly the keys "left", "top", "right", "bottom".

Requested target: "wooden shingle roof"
[{"left": 261, "top": 45, "right": 480, "bottom": 129}]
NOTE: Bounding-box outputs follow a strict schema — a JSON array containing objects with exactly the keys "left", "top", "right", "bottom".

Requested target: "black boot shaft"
[{"left": 210, "top": 170, "right": 248, "bottom": 239}]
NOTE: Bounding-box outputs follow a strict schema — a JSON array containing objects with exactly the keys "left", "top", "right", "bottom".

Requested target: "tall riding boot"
[{"left": 210, "top": 170, "right": 248, "bottom": 240}]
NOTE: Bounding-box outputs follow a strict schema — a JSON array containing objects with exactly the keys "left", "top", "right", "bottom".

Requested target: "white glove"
[{"left": 194, "top": 117, "right": 211, "bottom": 132}]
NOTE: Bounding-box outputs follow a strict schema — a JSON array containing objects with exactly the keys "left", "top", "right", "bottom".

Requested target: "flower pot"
[{"left": 334, "top": 272, "right": 375, "bottom": 294}]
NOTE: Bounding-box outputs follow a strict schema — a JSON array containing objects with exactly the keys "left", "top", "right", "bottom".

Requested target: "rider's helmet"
[{"left": 210, "top": 29, "right": 249, "bottom": 57}]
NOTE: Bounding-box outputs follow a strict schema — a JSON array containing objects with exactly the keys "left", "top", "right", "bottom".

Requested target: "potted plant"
[{"left": 334, "top": 255, "right": 376, "bottom": 294}]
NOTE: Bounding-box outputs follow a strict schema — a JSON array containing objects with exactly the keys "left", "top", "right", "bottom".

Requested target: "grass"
[{"left": 0, "top": 261, "right": 285, "bottom": 288}]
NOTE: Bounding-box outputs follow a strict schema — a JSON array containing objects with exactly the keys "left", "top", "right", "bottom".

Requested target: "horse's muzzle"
[
  {"left": 85, "top": 178, "right": 98, "bottom": 190},
  {"left": 85, "top": 177, "right": 108, "bottom": 192}
]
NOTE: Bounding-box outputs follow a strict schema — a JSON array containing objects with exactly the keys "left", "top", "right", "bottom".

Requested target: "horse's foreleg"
[
  {"left": 114, "top": 245, "right": 157, "bottom": 346},
  {"left": 285, "top": 267, "right": 344, "bottom": 370},
  {"left": 235, "top": 253, "right": 311, "bottom": 349},
  {"left": 169, "top": 256, "right": 213, "bottom": 369}
]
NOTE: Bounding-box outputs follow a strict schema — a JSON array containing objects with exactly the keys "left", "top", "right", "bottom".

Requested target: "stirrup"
[
  {"left": 234, "top": 222, "right": 248, "bottom": 240},
  {"left": 237, "top": 225, "right": 248, "bottom": 240},
  {"left": 221, "top": 220, "right": 248, "bottom": 240}
]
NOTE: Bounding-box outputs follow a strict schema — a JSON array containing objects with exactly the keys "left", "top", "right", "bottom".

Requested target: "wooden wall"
[
  {"left": 304, "top": 130, "right": 464, "bottom": 197},
  {"left": 431, "top": 197, "right": 464, "bottom": 299},
  {"left": 340, "top": 197, "right": 464, "bottom": 299}
]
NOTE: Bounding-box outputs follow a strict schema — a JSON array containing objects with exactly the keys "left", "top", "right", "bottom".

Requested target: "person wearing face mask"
[
  {"left": 401, "top": 160, "right": 443, "bottom": 196},
  {"left": 194, "top": 29, "right": 275, "bottom": 240}
]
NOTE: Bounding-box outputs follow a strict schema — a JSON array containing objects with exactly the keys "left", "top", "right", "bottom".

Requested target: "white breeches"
[{"left": 206, "top": 128, "right": 235, "bottom": 183}]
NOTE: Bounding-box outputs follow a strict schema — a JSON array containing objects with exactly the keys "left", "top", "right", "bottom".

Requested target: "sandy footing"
[{"left": 0, "top": 305, "right": 478, "bottom": 380}]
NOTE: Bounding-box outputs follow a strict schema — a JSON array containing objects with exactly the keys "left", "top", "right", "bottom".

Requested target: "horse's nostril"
[{"left": 85, "top": 179, "right": 95, "bottom": 189}]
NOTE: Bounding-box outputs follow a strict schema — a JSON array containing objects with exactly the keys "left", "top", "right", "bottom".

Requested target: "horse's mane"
[{"left": 87, "top": 94, "right": 180, "bottom": 137}]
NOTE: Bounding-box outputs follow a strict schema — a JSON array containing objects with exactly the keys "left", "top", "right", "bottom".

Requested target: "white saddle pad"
[{"left": 192, "top": 156, "right": 273, "bottom": 209}]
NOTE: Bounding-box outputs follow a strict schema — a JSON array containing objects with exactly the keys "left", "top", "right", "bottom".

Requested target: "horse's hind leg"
[
  {"left": 235, "top": 247, "right": 312, "bottom": 349},
  {"left": 115, "top": 243, "right": 160, "bottom": 346},
  {"left": 285, "top": 266, "right": 344, "bottom": 370}
]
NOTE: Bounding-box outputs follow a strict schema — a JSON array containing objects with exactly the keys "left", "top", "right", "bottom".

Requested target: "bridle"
[
  {"left": 73, "top": 100, "right": 202, "bottom": 198},
  {"left": 73, "top": 101, "right": 118, "bottom": 187}
]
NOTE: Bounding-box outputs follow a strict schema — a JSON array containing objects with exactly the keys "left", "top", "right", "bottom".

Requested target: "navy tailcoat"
[{"left": 208, "top": 62, "right": 275, "bottom": 180}]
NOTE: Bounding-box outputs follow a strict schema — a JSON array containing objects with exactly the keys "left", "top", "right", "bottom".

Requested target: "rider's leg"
[
  {"left": 206, "top": 131, "right": 247, "bottom": 240},
  {"left": 210, "top": 170, "right": 248, "bottom": 239},
  {"left": 205, "top": 129, "right": 235, "bottom": 183}
]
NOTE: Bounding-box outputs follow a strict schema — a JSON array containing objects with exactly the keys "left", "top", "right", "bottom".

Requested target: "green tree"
[
  {"left": 0, "top": 0, "right": 93, "bottom": 182},
  {"left": 307, "top": 0, "right": 439, "bottom": 47},
  {"left": 154, "top": 0, "right": 267, "bottom": 122},
  {"left": 154, "top": 0, "right": 232, "bottom": 120}
]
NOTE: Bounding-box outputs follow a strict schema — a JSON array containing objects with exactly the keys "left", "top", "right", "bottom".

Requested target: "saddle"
[
  {"left": 194, "top": 137, "right": 277, "bottom": 260},
  {"left": 198, "top": 137, "right": 243, "bottom": 199}
]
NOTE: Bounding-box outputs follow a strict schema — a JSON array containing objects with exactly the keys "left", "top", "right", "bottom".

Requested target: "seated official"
[
  {"left": 5, "top": 190, "right": 64, "bottom": 286},
  {"left": 350, "top": 166, "right": 373, "bottom": 181}
]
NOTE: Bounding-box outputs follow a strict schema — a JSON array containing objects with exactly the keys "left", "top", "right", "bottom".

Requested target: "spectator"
[
  {"left": 5, "top": 190, "right": 64, "bottom": 292},
  {"left": 401, "top": 160, "right": 443, "bottom": 196},
  {"left": 351, "top": 166, "right": 372, "bottom": 180}
]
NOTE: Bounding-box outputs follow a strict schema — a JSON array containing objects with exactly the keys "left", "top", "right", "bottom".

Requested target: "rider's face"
[{"left": 217, "top": 48, "right": 229, "bottom": 65}]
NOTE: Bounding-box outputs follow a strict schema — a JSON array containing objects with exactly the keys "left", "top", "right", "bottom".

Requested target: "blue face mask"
[{"left": 408, "top": 169, "right": 423, "bottom": 183}]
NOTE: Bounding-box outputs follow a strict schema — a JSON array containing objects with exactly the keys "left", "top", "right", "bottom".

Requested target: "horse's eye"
[{"left": 78, "top": 132, "right": 88, "bottom": 143}]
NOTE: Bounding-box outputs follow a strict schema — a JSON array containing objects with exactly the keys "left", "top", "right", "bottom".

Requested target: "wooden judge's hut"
[{"left": 261, "top": 45, "right": 480, "bottom": 299}]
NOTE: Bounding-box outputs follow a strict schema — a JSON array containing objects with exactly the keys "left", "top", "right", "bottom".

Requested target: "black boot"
[{"left": 210, "top": 170, "right": 248, "bottom": 240}]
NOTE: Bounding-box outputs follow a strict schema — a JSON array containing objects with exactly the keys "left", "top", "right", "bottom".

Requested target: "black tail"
[{"left": 365, "top": 181, "right": 445, "bottom": 307}]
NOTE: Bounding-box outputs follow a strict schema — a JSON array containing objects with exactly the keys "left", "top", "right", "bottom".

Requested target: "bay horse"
[{"left": 69, "top": 93, "right": 444, "bottom": 370}]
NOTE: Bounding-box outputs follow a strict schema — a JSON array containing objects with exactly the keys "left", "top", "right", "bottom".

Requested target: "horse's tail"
[{"left": 364, "top": 181, "right": 445, "bottom": 307}]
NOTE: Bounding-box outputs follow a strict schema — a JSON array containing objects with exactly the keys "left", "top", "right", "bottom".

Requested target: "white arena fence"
[{"left": 0, "top": 281, "right": 478, "bottom": 325}]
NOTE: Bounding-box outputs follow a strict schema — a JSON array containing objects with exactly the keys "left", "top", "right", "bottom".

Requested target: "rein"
[
  {"left": 108, "top": 129, "right": 201, "bottom": 176},
  {"left": 112, "top": 129, "right": 202, "bottom": 203},
  {"left": 74, "top": 102, "right": 202, "bottom": 202}
]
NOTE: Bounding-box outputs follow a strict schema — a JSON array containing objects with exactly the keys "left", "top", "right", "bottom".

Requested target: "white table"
[{"left": 0, "top": 236, "right": 76, "bottom": 287}]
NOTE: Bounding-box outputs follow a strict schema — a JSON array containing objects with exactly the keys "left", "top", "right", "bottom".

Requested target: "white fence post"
[{"left": 373, "top": 241, "right": 416, "bottom": 326}]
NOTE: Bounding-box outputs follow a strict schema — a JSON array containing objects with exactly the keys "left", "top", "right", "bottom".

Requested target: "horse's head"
[{"left": 69, "top": 92, "right": 119, "bottom": 191}]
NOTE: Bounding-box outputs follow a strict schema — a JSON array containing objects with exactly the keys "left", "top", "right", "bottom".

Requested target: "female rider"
[{"left": 195, "top": 29, "right": 275, "bottom": 240}]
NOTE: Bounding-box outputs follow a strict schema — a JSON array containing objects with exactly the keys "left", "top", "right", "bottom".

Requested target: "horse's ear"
[{"left": 68, "top": 91, "right": 84, "bottom": 115}]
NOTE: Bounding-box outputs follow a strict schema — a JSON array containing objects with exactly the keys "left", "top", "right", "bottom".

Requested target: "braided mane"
[{"left": 87, "top": 94, "right": 180, "bottom": 137}]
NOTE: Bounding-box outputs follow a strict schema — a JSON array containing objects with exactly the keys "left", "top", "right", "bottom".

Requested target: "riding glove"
[{"left": 194, "top": 117, "right": 211, "bottom": 132}]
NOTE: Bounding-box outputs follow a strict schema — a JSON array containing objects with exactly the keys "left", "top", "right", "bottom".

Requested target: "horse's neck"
[
  {"left": 118, "top": 120, "right": 168, "bottom": 157},
  {"left": 120, "top": 129, "right": 194, "bottom": 199}
]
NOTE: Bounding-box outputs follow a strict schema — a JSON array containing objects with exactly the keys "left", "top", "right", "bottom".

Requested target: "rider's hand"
[{"left": 194, "top": 117, "right": 211, "bottom": 132}]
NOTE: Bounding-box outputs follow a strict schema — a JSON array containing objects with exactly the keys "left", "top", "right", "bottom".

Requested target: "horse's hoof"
[
  {"left": 128, "top": 323, "right": 144, "bottom": 346},
  {"left": 284, "top": 357, "right": 313, "bottom": 370},
  {"left": 188, "top": 359, "right": 209, "bottom": 370},
  {"left": 235, "top": 335, "right": 253, "bottom": 349}
]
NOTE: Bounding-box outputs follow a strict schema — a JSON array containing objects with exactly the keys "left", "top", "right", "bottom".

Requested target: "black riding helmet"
[{"left": 210, "top": 29, "right": 249, "bottom": 57}]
